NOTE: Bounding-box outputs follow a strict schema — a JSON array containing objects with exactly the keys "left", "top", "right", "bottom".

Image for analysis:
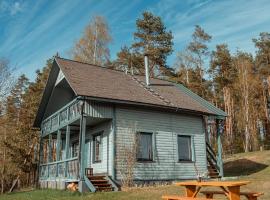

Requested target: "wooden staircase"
[
  {"left": 88, "top": 175, "right": 113, "bottom": 192},
  {"left": 206, "top": 142, "right": 221, "bottom": 179}
]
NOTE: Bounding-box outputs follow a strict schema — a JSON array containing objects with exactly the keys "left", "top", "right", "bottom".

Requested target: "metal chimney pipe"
[{"left": 144, "top": 55, "right": 150, "bottom": 86}]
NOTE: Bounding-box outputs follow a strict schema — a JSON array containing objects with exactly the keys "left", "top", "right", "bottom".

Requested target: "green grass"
[{"left": 1, "top": 150, "right": 269, "bottom": 200}]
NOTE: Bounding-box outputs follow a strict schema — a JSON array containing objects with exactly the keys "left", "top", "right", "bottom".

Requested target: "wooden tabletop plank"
[{"left": 175, "top": 181, "right": 250, "bottom": 187}]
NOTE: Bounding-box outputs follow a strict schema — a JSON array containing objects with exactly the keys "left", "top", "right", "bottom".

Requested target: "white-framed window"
[
  {"left": 93, "top": 132, "right": 102, "bottom": 163},
  {"left": 177, "top": 135, "right": 194, "bottom": 162},
  {"left": 137, "top": 132, "right": 153, "bottom": 161}
]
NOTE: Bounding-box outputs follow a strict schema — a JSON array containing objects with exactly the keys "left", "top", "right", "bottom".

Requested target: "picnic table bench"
[
  {"left": 200, "top": 190, "right": 264, "bottom": 200},
  {"left": 162, "top": 195, "right": 213, "bottom": 200}
]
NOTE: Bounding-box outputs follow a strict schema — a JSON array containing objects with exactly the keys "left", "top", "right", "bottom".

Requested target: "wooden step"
[
  {"left": 93, "top": 183, "right": 111, "bottom": 187},
  {"left": 88, "top": 175, "right": 106, "bottom": 180},
  {"left": 90, "top": 179, "right": 108, "bottom": 183}
]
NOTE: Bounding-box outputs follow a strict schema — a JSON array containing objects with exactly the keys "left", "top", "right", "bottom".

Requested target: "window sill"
[
  {"left": 178, "top": 160, "right": 194, "bottom": 163},
  {"left": 137, "top": 160, "right": 155, "bottom": 163}
]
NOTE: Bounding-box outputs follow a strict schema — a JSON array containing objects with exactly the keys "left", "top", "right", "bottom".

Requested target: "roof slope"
[{"left": 55, "top": 57, "right": 225, "bottom": 117}]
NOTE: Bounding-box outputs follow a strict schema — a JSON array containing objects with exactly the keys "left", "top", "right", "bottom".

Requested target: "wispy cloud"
[
  {"left": 0, "top": 0, "right": 270, "bottom": 80},
  {"left": 10, "top": 2, "right": 22, "bottom": 15},
  {"left": 0, "top": 1, "right": 23, "bottom": 16}
]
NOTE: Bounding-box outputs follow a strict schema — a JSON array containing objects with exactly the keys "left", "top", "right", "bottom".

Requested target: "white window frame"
[
  {"left": 92, "top": 131, "right": 103, "bottom": 163},
  {"left": 176, "top": 134, "right": 195, "bottom": 162},
  {"left": 136, "top": 130, "right": 156, "bottom": 162}
]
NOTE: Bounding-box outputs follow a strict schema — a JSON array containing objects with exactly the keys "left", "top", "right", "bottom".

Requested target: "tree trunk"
[
  {"left": 243, "top": 65, "right": 250, "bottom": 152},
  {"left": 223, "top": 87, "right": 234, "bottom": 154}
]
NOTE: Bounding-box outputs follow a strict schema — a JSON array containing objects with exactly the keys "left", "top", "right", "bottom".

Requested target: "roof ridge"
[
  {"left": 129, "top": 75, "right": 175, "bottom": 107},
  {"left": 55, "top": 57, "right": 176, "bottom": 83},
  {"left": 55, "top": 57, "right": 129, "bottom": 74}
]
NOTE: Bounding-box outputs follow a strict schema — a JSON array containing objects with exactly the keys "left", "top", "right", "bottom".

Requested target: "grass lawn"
[{"left": 0, "top": 150, "right": 269, "bottom": 200}]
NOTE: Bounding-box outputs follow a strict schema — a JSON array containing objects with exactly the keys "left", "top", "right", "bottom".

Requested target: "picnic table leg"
[
  {"left": 227, "top": 186, "right": 240, "bottom": 200},
  {"left": 205, "top": 193, "right": 213, "bottom": 199},
  {"left": 185, "top": 185, "right": 197, "bottom": 197},
  {"left": 246, "top": 194, "right": 257, "bottom": 200}
]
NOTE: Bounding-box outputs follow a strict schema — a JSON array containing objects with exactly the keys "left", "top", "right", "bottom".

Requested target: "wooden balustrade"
[
  {"left": 40, "top": 157, "right": 79, "bottom": 179},
  {"left": 41, "top": 99, "right": 81, "bottom": 136}
]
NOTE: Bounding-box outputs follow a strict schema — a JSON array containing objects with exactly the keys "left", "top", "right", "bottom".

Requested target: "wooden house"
[{"left": 33, "top": 57, "right": 226, "bottom": 192}]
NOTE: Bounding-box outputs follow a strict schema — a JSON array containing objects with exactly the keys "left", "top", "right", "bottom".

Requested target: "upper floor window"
[
  {"left": 137, "top": 132, "right": 153, "bottom": 161},
  {"left": 178, "top": 135, "right": 193, "bottom": 162}
]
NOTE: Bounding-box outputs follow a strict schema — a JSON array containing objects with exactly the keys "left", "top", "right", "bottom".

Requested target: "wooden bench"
[
  {"left": 162, "top": 195, "right": 213, "bottom": 200},
  {"left": 200, "top": 190, "right": 264, "bottom": 200}
]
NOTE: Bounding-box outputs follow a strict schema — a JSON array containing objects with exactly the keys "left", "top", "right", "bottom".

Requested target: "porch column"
[
  {"left": 48, "top": 134, "right": 52, "bottom": 177},
  {"left": 48, "top": 134, "right": 52, "bottom": 163},
  {"left": 216, "top": 118, "right": 224, "bottom": 177},
  {"left": 79, "top": 115, "right": 87, "bottom": 180},
  {"left": 65, "top": 125, "right": 70, "bottom": 177},
  {"left": 56, "top": 130, "right": 61, "bottom": 161},
  {"left": 65, "top": 125, "right": 70, "bottom": 159},
  {"left": 39, "top": 132, "right": 44, "bottom": 164}
]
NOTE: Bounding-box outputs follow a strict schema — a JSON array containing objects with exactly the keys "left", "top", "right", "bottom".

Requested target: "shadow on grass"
[{"left": 224, "top": 158, "right": 268, "bottom": 177}]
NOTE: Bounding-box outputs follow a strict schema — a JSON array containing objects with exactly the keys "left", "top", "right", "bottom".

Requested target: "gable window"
[
  {"left": 72, "top": 142, "right": 79, "bottom": 158},
  {"left": 93, "top": 133, "right": 102, "bottom": 163},
  {"left": 137, "top": 132, "right": 153, "bottom": 161},
  {"left": 178, "top": 135, "right": 193, "bottom": 162}
]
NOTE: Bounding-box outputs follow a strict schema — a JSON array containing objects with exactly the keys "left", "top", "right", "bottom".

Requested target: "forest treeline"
[{"left": 0, "top": 11, "right": 270, "bottom": 192}]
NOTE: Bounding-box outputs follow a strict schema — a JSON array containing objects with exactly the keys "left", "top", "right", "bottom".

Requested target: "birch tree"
[
  {"left": 233, "top": 52, "right": 262, "bottom": 152},
  {"left": 71, "top": 15, "right": 112, "bottom": 66}
]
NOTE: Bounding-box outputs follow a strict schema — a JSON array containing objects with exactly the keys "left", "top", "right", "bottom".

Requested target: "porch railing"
[
  {"left": 41, "top": 99, "right": 82, "bottom": 136},
  {"left": 40, "top": 157, "right": 79, "bottom": 179}
]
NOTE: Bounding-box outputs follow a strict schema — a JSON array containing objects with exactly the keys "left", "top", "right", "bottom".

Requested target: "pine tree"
[
  {"left": 253, "top": 32, "right": 270, "bottom": 147},
  {"left": 209, "top": 44, "right": 236, "bottom": 152},
  {"left": 132, "top": 11, "right": 174, "bottom": 77}
]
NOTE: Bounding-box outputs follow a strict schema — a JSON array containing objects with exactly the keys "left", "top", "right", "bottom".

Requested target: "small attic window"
[{"left": 55, "top": 70, "right": 65, "bottom": 86}]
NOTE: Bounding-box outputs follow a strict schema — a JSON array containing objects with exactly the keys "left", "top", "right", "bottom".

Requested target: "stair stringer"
[{"left": 84, "top": 175, "right": 96, "bottom": 192}]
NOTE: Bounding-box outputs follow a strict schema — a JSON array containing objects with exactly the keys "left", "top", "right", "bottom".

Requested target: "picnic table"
[{"left": 175, "top": 181, "right": 250, "bottom": 200}]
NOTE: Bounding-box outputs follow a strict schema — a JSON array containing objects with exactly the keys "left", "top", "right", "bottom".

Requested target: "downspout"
[{"left": 111, "top": 105, "right": 116, "bottom": 180}]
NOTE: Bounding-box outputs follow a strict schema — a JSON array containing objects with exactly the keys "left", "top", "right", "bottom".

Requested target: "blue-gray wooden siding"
[
  {"left": 85, "top": 121, "right": 112, "bottom": 175},
  {"left": 115, "top": 106, "right": 207, "bottom": 180}
]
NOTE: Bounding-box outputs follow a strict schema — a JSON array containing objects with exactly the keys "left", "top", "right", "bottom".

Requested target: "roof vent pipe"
[{"left": 144, "top": 54, "right": 150, "bottom": 86}]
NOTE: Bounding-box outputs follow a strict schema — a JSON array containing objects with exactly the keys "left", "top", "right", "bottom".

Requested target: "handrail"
[
  {"left": 206, "top": 142, "right": 220, "bottom": 171},
  {"left": 40, "top": 157, "right": 78, "bottom": 166}
]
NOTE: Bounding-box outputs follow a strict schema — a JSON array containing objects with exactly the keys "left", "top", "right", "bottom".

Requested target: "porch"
[{"left": 38, "top": 98, "right": 115, "bottom": 191}]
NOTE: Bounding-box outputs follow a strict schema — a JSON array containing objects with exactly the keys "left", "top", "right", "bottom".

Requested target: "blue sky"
[{"left": 0, "top": 0, "right": 270, "bottom": 80}]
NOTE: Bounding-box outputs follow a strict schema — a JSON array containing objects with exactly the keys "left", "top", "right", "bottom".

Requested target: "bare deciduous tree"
[{"left": 71, "top": 15, "right": 112, "bottom": 66}]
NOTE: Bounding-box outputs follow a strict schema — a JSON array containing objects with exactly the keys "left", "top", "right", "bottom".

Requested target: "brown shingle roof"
[{"left": 55, "top": 57, "right": 213, "bottom": 115}]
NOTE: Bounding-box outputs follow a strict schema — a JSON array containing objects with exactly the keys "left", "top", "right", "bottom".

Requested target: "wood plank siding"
[
  {"left": 85, "top": 121, "right": 112, "bottom": 175},
  {"left": 115, "top": 106, "right": 207, "bottom": 181},
  {"left": 84, "top": 101, "right": 113, "bottom": 119}
]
